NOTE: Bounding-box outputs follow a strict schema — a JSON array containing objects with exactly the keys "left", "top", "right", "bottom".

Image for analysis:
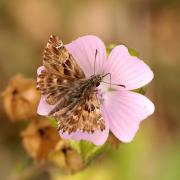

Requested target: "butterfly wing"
[
  {"left": 37, "top": 35, "right": 105, "bottom": 134},
  {"left": 37, "top": 68, "right": 71, "bottom": 105},
  {"left": 37, "top": 35, "right": 85, "bottom": 105},
  {"left": 43, "top": 35, "right": 85, "bottom": 78},
  {"left": 54, "top": 92, "right": 105, "bottom": 133}
]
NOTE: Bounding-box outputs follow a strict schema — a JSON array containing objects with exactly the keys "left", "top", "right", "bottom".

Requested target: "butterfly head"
[{"left": 90, "top": 74, "right": 103, "bottom": 87}]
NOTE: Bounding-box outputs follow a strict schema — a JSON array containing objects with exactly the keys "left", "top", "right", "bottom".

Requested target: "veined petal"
[
  {"left": 104, "top": 45, "right": 154, "bottom": 90},
  {"left": 59, "top": 107, "right": 109, "bottom": 145},
  {"left": 103, "top": 90, "right": 154, "bottom": 142},
  {"left": 37, "top": 96, "right": 55, "bottom": 115},
  {"left": 66, "top": 35, "right": 107, "bottom": 78}
]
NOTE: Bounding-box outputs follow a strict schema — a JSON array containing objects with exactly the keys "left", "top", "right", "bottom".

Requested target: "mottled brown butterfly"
[{"left": 37, "top": 35, "right": 105, "bottom": 134}]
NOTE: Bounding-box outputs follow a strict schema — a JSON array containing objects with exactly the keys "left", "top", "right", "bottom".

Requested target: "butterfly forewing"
[
  {"left": 37, "top": 69, "right": 70, "bottom": 105},
  {"left": 43, "top": 35, "right": 85, "bottom": 79},
  {"left": 37, "top": 35, "right": 85, "bottom": 104}
]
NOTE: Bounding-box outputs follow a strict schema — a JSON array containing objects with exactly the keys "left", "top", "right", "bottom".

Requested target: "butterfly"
[{"left": 37, "top": 35, "right": 106, "bottom": 134}]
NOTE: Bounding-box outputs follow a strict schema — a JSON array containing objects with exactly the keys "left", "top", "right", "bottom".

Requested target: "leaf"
[
  {"left": 128, "top": 48, "right": 139, "bottom": 57},
  {"left": 133, "top": 87, "right": 146, "bottom": 95},
  {"left": 106, "top": 44, "right": 116, "bottom": 54},
  {"left": 69, "top": 140, "right": 81, "bottom": 154},
  {"left": 107, "top": 44, "right": 139, "bottom": 57},
  {"left": 69, "top": 140, "right": 110, "bottom": 165},
  {"left": 48, "top": 117, "right": 58, "bottom": 128},
  {"left": 15, "top": 157, "right": 32, "bottom": 174}
]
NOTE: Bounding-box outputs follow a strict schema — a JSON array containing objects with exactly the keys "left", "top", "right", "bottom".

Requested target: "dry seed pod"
[
  {"left": 48, "top": 140, "right": 84, "bottom": 173},
  {"left": 1, "top": 74, "right": 40, "bottom": 121},
  {"left": 21, "top": 118, "right": 59, "bottom": 160}
]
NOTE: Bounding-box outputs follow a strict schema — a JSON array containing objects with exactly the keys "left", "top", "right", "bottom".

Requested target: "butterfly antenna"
[
  {"left": 102, "top": 73, "right": 112, "bottom": 88},
  {"left": 102, "top": 73, "right": 126, "bottom": 88},
  {"left": 94, "top": 49, "right": 98, "bottom": 75}
]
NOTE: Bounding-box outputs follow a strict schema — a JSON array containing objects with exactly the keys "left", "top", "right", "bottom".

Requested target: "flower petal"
[
  {"left": 104, "top": 90, "right": 154, "bottom": 142},
  {"left": 37, "top": 66, "right": 45, "bottom": 75},
  {"left": 37, "top": 66, "right": 55, "bottom": 115},
  {"left": 37, "top": 96, "right": 55, "bottom": 116},
  {"left": 59, "top": 107, "right": 109, "bottom": 145},
  {"left": 104, "top": 45, "right": 154, "bottom": 90},
  {"left": 66, "top": 35, "right": 107, "bottom": 78}
]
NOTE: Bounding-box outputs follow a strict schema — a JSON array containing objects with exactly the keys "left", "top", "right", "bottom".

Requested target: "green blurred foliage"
[
  {"left": 70, "top": 140, "right": 109, "bottom": 165},
  {"left": 128, "top": 48, "right": 139, "bottom": 57}
]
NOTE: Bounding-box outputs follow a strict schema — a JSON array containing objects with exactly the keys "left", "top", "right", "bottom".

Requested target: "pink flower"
[{"left": 37, "top": 35, "right": 154, "bottom": 145}]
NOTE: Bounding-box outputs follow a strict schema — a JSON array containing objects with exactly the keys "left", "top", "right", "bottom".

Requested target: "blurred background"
[{"left": 0, "top": 0, "right": 180, "bottom": 179}]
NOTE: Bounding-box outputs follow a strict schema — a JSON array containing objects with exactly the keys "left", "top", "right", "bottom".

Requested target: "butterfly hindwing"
[{"left": 54, "top": 92, "right": 105, "bottom": 134}]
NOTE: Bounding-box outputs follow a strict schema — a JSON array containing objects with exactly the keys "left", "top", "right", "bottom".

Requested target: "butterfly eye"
[{"left": 96, "top": 82, "right": 100, "bottom": 87}]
